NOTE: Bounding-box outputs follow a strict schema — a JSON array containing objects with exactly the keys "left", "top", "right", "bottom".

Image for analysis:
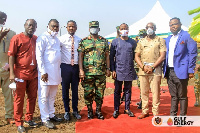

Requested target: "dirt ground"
[{"left": 0, "top": 77, "right": 194, "bottom": 133}]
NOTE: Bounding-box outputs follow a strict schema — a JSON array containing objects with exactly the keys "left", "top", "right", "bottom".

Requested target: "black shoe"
[
  {"left": 113, "top": 111, "right": 119, "bottom": 118},
  {"left": 17, "top": 126, "right": 26, "bottom": 133},
  {"left": 124, "top": 110, "right": 135, "bottom": 117},
  {"left": 73, "top": 112, "right": 81, "bottom": 120},
  {"left": 96, "top": 111, "right": 104, "bottom": 120},
  {"left": 64, "top": 112, "right": 71, "bottom": 121},
  {"left": 42, "top": 120, "right": 54, "bottom": 129},
  {"left": 50, "top": 116, "right": 63, "bottom": 122},
  {"left": 24, "top": 120, "right": 38, "bottom": 128},
  {"left": 88, "top": 110, "right": 93, "bottom": 119}
]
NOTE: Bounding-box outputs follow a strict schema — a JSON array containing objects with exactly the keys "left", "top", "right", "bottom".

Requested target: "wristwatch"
[{"left": 106, "top": 68, "right": 110, "bottom": 70}]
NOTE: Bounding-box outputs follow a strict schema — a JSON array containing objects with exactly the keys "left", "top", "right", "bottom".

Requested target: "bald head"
[{"left": 0, "top": 11, "right": 7, "bottom": 25}]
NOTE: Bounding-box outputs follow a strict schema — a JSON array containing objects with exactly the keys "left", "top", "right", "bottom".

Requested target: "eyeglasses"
[{"left": 169, "top": 23, "right": 180, "bottom": 27}]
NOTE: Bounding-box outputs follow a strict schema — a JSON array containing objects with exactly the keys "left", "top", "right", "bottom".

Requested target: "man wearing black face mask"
[
  {"left": 135, "top": 22, "right": 166, "bottom": 119},
  {"left": 78, "top": 21, "right": 111, "bottom": 120},
  {"left": 110, "top": 23, "right": 137, "bottom": 118}
]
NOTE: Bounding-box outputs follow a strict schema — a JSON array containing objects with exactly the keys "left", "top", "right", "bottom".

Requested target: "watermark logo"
[{"left": 152, "top": 116, "right": 200, "bottom": 127}]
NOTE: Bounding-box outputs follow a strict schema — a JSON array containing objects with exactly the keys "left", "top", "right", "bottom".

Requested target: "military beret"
[
  {"left": 89, "top": 21, "right": 99, "bottom": 28},
  {"left": 138, "top": 29, "right": 147, "bottom": 35}
]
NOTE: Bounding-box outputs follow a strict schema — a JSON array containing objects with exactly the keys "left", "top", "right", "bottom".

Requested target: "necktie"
[{"left": 71, "top": 36, "right": 74, "bottom": 66}]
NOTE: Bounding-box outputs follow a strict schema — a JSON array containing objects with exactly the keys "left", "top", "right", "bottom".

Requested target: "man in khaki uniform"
[
  {"left": 135, "top": 22, "right": 166, "bottom": 119},
  {"left": 0, "top": 11, "right": 16, "bottom": 124}
]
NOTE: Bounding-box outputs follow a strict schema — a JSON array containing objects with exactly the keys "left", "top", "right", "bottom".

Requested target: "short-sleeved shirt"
[
  {"left": 0, "top": 30, "right": 16, "bottom": 77},
  {"left": 8, "top": 33, "right": 38, "bottom": 80},
  {"left": 135, "top": 36, "right": 166, "bottom": 76},
  {"left": 78, "top": 35, "right": 109, "bottom": 75}
]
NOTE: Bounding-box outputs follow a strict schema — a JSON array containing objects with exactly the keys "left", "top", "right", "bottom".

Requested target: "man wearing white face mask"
[
  {"left": 135, "top": 22, "right": 166, "bottom": 119},
  {"left": 110, "top": 23, "right": 137, "bottom": 118},
  {"left": 36, "top": 19, "right": 63, "bottom": 129}
]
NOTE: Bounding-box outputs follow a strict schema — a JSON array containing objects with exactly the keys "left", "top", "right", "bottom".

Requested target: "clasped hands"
[{"left": 143, "top": 65, "right": 153, "bottom": 74}]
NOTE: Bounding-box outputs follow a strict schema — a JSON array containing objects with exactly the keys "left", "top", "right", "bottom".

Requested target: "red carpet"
[{"left": 76, "top": 83, "right": 200, "bottom": 133}]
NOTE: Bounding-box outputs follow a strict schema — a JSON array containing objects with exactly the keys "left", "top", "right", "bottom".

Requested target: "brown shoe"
[
  {"left": 137, "top": 113, "right": 149, "bottom": 119},
  {"left": 6, "top": 118, "right": 15, "bottom": 125}
]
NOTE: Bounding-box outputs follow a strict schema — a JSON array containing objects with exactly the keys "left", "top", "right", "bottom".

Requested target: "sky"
[{"left": 1, "top": 0, "right": 200, "bottom": 38}]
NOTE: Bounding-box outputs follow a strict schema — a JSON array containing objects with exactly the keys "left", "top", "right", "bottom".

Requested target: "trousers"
[
  {"left": 38, "top": 85, "right": 58, "bottom": 122},
  {"left": 14, "top": 77, "right": 38, "bottom": 126}
]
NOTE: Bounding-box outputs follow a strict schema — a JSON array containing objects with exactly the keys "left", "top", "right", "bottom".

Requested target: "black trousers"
[
  {"left": 114, "top": 80, "right": 132, "bottom": 111},
  {"left": 167, "top": 67, "right": 188, "bottom": 116},
  {"left": 61, "top": 63, "right": 79, "bottom": 112}
]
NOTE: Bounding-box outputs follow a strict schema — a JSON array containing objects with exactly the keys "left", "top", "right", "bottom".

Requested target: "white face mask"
[
  {"left": 0, "top": 24, "right": 7, "bottom": 31},
  {"left": 47, "top": 26, "right": 58, "bottom": 37},
  {"left": 90, "top": 28, "right": 99, "bottom": 35},
  {"left": 146, "top": 28, "right": 154, "bottom": 35},
  {"left": 119, "top": 30, "right": 129, "bottom": 36}
]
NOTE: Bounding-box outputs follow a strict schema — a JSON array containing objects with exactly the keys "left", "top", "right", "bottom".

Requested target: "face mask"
[
  {"left": 47, "top": 26, "right": 58, "bottom": 37},
  {"left": 119, "top": 30, "right": 129, "bottom": 36},
  {"left": 90, "top": 28, "right": 99, "bottom": 35},
  {"left": 146, "top": 28, "right": 154, "bottom": 35},
  {"left": 0, "top": 24, "right": 7, "bottom": 31}
]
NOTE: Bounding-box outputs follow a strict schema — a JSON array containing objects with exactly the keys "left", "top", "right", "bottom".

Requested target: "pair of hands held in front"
[
  {"left": 79, "top": 69, "right": 111, "bottom": 80},
  {"left": 143, "top": 65, "right": 154, "bottom": 74}
]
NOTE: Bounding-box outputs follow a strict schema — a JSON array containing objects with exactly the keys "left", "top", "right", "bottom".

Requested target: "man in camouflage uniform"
[
  {"left": 194, "top": 42, "right": 200, "bottom": 107},
  {"left": 78, "top": 21, "right": 111, "bottom": 120}
]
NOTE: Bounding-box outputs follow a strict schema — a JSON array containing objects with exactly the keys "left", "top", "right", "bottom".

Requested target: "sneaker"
[
  {"left": 24, "top": 120, "right": 38, "bottom": 128},
  {"left": 17, "top": 126, "right": 26, "bottom": 133},
  {"left": 49, "top": 116, "right": 63, "bottom": 122},
  {"left": 42, "top": 120, "right": 54, "bottom": 129},
  {"left": 64, "top": 112, "right": 71, "bottom": 121},
  {"left": 72, "top": 112, "right": 81, "bottom": 120}
]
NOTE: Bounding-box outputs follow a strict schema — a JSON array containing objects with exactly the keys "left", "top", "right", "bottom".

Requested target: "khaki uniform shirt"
[
  {"left": 0, "top": 30, "right": 16, "bottom": 77},
  {"left": 135, "top": 36, "right": 166, "bottom": 76}
]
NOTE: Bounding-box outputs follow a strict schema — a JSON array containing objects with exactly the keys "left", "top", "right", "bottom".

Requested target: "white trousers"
[{"left": 38, "top": 85, "right": 58, "bottom": 122}]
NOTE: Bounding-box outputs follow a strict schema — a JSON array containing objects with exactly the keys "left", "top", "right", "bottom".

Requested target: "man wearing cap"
[
  {"left": 110, "top": 23, "right": 137, "bottom": 118},
  {"left": 0, "top": 11, "right": 15, "bottom": 125},
  {"left": 78, "top": 21, "right": 111, "bottom": 120}
]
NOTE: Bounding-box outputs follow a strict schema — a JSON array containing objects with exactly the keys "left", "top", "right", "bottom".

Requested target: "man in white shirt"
[
  {"left": 36, "top": 19, "right": 63, "bottom": 129},
  {"left": 59, "top": 20, "right": 81, "bottom": 121}
]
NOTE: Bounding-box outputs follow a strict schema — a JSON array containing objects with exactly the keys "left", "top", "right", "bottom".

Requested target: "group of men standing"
[{"left": 0, "top": 10, "right": 198, "bottom": 133}]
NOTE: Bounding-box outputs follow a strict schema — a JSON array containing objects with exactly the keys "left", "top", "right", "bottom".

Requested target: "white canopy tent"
[{"left": 105, "top": 1, "right": 188, "bottom": 39}]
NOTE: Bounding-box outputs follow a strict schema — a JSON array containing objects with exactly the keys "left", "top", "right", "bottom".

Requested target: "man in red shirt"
[{"left": 8, "top": 19, "right": 38, "bottom": 133}]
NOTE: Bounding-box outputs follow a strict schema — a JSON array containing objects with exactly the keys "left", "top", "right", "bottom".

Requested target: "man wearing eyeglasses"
[
  {"left": 0, "top": 11, "right": 15, "bottom": 125},
  {"left": 163, "top": 17, "right": 197, "bottom": 116},
  {"left": 135, "top": 22, "right": 166, "bottom": 119}
]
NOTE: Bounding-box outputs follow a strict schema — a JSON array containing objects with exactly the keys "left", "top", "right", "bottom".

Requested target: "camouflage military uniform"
[
  {"left": 78, "top": 30, "right": 109, "bottom": 106},
  {"left": 194, "top": 43, "right": 200, "bottom": 107}
]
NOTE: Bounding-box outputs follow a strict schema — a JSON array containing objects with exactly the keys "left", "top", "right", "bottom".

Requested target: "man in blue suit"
[{"left": 163, "top": 17, "right": 197, "bottom": 116}]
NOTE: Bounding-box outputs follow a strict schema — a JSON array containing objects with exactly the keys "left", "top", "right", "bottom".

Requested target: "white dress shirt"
[
  {"left": 36, "top": 31, "right": 62, "bottom": 85},
  {"left": 59, "top": 33, "right": 81, "bottom": 64},
  {"left": 168, "top": 31, "right": 181, "bottom": 67}
]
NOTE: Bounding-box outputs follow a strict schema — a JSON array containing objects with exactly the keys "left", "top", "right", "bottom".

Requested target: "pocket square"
[{"left": 180, "top": 41, "right": 185, "bottom": 44}]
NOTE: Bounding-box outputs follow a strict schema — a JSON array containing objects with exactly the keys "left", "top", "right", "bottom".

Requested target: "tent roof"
[{"left": 105, "top": 1, "right": 188, "bottom": 39}]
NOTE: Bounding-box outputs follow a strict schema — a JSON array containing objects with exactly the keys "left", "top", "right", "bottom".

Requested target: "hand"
[
  {"left": 79, "top": 69, "right": 85, "bottom": 80},
  {"left": 41, "top": 73, "right": 48, "bottom": 82},
  {"left": 0, "top": 27, "right": 10, "bottom": 40},
  {"left": 112, "top": 71, "right": 116, "bottom": 79},
  {"left": 188, "top": 73, "right": 194, "bottom": 79},
  {"left": 147, "top": 66, "right": 153, "bottom": 74},
  {"left": 106, "top": 69, "right": 111, "bottom": 77}
]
